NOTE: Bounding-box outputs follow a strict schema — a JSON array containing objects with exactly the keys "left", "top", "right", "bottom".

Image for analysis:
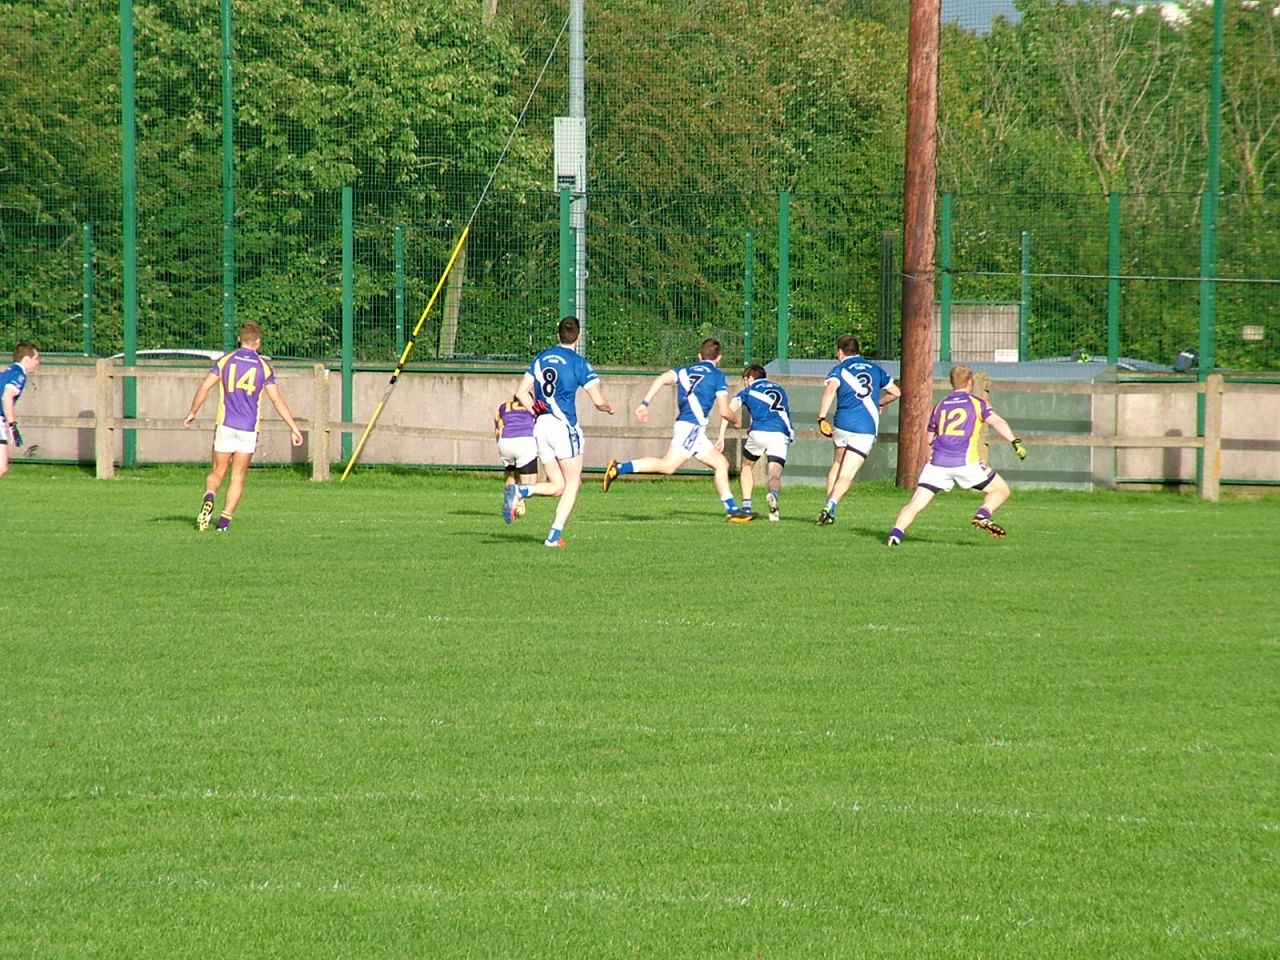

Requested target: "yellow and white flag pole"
[
  {"left": 337, "top": 13, "right": 568, "bottom": 481},
  {"left": 339, "top": 225, "right": 470, "bottom": 482}
]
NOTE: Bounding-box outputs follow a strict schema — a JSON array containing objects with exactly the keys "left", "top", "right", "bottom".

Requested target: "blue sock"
[
  {"left": 517, "top": 485, "right": 531, "bottom": 498},
  {"left": 618, "top": 461, "right": 636, "bottom": 475},
  {"left": 722, "top": 497, "right": 737, "bottom": 513},
  {"left": 547, "top": 526, "right": 562, "bottom": 543},
  {"left": 742, "top": 499, "right": 753, "bottom": 511},
  {"left": 826, "top": 499, "right": 837, "bottom": 515}
]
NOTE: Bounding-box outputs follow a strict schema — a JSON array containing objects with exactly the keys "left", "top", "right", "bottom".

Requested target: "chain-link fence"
[{"left": 3, "top": 1, "right": 1277, "bottom": 371}]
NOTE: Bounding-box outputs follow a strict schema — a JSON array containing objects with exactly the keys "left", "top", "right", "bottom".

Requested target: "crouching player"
[
  {"left": 886, "top": 364, "right": 1027, "bottom": 546},
  {"left": 494, "top": 395, "right": 537, "bottom": 516},
  {"left": 717, "top": 364, "right": 793, "bottom": 520}
]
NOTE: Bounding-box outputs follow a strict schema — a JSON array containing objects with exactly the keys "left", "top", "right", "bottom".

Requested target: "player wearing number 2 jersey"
[
  {"left": 508, "top": 316, "right": 615, "bottom": 547},
  {"left": 716, "top": 364, "right": 793, "bottom": 520},
  {"left": 886, "top": 364, "right": 1028, "bottom": 546},
  {"left": 815, "top": 335, "right": 900, "bottom": 525},
  {"left": 183, "top": 323, "right": 304, "bottom": 532},
  {"left": 601, "top": 338, "right": 753, "bottom": 523}
]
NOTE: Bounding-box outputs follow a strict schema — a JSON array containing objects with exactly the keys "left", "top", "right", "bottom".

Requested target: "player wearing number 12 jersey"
[
  {"left": 815, "top": 335, "right": 900, "bottom": 525},
  {"left": 183, "top": 323, "right": 304, "bottom": 532},
  {"left": 508, "top": 316, "right": 615, "bottom": 547},
  {"left": 601, "top": 338, "right": 752, "bottom": 522},
  {"left": 886, "top": 364, "right": 1028, "bottom": 546}
]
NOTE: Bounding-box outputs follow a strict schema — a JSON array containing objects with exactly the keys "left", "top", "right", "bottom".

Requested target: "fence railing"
[{"left": 16, "top": 362, "right": 1252, "bottom": 500}]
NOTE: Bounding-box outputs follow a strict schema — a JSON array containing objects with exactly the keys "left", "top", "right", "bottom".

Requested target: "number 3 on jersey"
[{"left": 227, "top": 362, "right": 258, "bottom": 396}]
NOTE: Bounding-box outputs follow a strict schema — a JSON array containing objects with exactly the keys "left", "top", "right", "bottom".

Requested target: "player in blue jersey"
[
  {"left": 507, "top": 316, "right": 615, "bottom": 547},
  {"left": 183, "top": 323, "right": 304, "bottom": 532},
  {"left": 815, "top": 335, "right": 900, "bottom": 525},
  {"left": 0, "top": 342, "right": 41, "bottom": 481},
  {"left": 601, "top": 338, "right": 752, "bottom": 522},
  {"left": 887, "top": 364, "right": 1027, "bottom": 546},
  {"left": 716, "top": 364, "right": 793, "bottom": 521}
]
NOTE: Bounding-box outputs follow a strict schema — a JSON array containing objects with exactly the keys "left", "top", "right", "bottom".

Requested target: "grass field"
[{"left": 2, "top": 465, "right": 1278, "bottom": 959}]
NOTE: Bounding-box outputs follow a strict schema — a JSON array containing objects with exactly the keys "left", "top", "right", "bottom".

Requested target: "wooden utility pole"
[{"left": 898, "top": 0, "right": 941, "bottom": 487}]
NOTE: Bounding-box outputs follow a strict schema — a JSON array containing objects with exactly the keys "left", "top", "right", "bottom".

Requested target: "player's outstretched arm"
[
  {"left": 880, "top": 381, "right": 902, "bottom": 409},
  {"left": 514, "top": 373, "right": 537, "bottom": 412},
  {"left": 264, "top": 382, "right": 304, "bottom": 447},
  {"left": 183, "top": 373, "right": 219, "bottom": 428},
  {"left": 586, "top": 382, "right": 614, "bottom": 415},
  {"left": 635, "top": 370, "right": 676, "bottom": 422}
]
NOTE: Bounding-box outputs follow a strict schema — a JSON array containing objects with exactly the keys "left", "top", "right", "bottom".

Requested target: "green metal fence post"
[
  {"left": 81, "top": 223, "right": 93, "bottom": 356},
  {"left": 342, "top": 187, "right": 354, "bottom": 461},
  {"left": 220, "top": 0, "right": 235, "bottom": 351},
  {"left": 1018, "top": 229, "right": 1031, "bottom": 361},
  {"left": 777, "top": 192, "right": 790, "bottom": 371},
  {"left": 939, "top": 192, "right": 953, "bottom": 362},
  {"left": 1107, "top": 192, "right": 1121, "bottom": 365},
  {"left": 120, "top": 0, "right": 138, "bottom": 467},
  {"left": 743, "top": 230, "right": 754, "bottom": 365},
  {"left": 394, "top": 226, "right": 406, "bottom": 355},
  {"left": 559, "top": 188, "right": 574, "bottom": 320},
  {"left": 1197, "top": 0, "right": 1225, "bottom": 486}
]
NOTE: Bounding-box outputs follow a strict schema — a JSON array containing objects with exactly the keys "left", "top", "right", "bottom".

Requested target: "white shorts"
[
  {"left": 534, "top": 416, "right": 583, "bottom": 463},
  {"left": 917, "top": 460, "right": 996, "bottom": 493},
  {"left": 671, "top": 420, "right": 715, "bottom": 460},
  {"left": 213, "top": 424, "right": 258, "bottom": 455},
  {"left": 832, "top": 428, "right": 876, "bottom": 458},
  {"left": 497, "top": 435, "right": 537, "bottom": 470},
  {"left": 743, "top": 430, "right": 791, "bottom": 463}
]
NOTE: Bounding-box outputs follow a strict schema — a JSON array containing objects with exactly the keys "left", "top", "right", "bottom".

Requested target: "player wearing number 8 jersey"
[
  {"left": 815, "top": 335, "right": 900, "bottom": 525},
  {"left": 886, "top": 364, "right": 1028, "bottom": 546},
  {"left": 508, "top": 316, "right": 615, "bottom": 547},
  {"left": 183, "top": 323, "right": 304, "bottom": 532}
]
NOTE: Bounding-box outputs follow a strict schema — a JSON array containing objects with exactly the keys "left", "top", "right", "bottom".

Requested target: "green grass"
[{"left": 3, "top": 465, "right": 1278, "bottom": 958}]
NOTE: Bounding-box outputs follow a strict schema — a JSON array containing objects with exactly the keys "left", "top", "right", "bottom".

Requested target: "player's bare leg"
[
  {"left": 698, "top": 448, "right": 752, "bottom": 522},
  {"left": 766, "top": 461, "right": 784, "bottom": 521},
  {"left": 197, "top": 450, "right": 233, "bottom": 530},
  {"left": 738, "top": 457, "right": 757, "bottom": 510},
  {"left": 217, "top": 452, "right": 253, "bottom": 532},
  {"left": 829, "top": 449, "right": 866, "bottom": 505},
  {"left": 550, "top": 456, "right": 583, "bottom": 532},
  {"left": 972, "top": 474, "right": 1011, "bottom": 538},
  {"left": 887, "top": 486, "right": 936, "bottom": 545}
]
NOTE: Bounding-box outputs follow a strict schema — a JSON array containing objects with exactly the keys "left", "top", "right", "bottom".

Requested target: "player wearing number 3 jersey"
[
  {"left": 815, "top": 335, "right": 900, "bottom": 525},
  {"left": 886, "top": 364, "right": 1028, "bottom": 546},
  {"left": 508, "top": 316, "right": 615, "bottom": 547},
  {"left": 183, "top": 322, "right": 304, "bottom": 532}
]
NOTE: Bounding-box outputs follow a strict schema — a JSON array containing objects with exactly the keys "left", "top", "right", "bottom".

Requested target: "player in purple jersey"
[
  {"left": 0, "top": 342, "right": 41, "bottom": 481},
  {"left": 815, "top": 335, "right": 900, "bottom": 525},
  {"left": 886, "top": 365, "right": 1027, "bottom": 546},
  {"left": 494, "top": 395, "right": 538, "bottom": 509},
  {"left": 508, "top": 317, "right": 615, "bottom": 547},
  {"left": 601, "top": 339, "right": 752, "bottom": 522},
  {"left": 183, "top": 323, "right": 304, "bottom": 532}
]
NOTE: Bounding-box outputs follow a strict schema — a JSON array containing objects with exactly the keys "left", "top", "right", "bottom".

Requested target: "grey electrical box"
[{"left": 554, "top": 116, "right": 586, "bottom": 193}]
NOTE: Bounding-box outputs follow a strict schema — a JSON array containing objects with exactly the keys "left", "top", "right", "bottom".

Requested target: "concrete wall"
[{"left": 15, "top": 360, "right": 1280, "bottom": 488}]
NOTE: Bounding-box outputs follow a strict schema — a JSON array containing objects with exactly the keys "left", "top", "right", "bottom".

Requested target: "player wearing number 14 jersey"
[
  {"left": 183, "top": 323, "right": 304, "bottom": 532},
  {"left": 886, "top": 364, "right": 1028, "bottom": 546}
]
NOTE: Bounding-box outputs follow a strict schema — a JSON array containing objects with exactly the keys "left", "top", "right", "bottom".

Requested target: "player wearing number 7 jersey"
[
  {"left": 886, "top": 364, "right": 1028, "bottom": 546},
  {"left": 601, "top": 338, "right": 752, "bottom": 522},
  {"left": 183, "top": 322, "right": 303, "bottom": 532},
  {"left": 815, "top": 335, "right": 900, "bottom": 525}
]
